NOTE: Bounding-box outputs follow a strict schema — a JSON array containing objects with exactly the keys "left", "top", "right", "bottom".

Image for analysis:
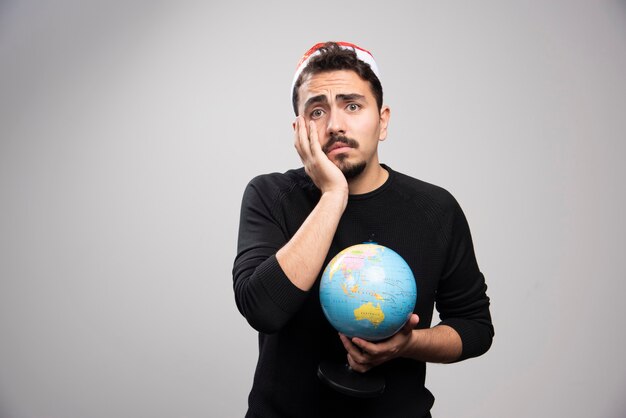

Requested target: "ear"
[{"left": 378, "top": 106, "right": 391, "bottom": 141}]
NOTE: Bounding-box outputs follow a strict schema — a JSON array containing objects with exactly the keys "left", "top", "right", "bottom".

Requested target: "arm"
[
  {"left": 276, "top": 191, "right": 345, "bottom": 290},
  {"left": 277, "top": 117, "right": 348, "bottom": 290},
  {"left": 434, "top": 197, "right": 494, "bottom": 360},
  {"left": 340, "top": 314, "right": 462, "bottom": 373},
  {"left": 341, "top": 195, "right": 493, "bottom": 372},
  {"left": 233, "top": 117, "right": 348, "bottom": 332}
]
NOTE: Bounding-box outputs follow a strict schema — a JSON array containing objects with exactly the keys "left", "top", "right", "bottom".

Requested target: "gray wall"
[{"left": 1, "top": 1, "right": 625, "bottom": 417}]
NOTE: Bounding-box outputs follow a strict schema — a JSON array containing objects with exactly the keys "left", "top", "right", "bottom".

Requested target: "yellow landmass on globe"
[
  {"left": 341, "top": 283, "right": 354, "bottom": 297},
  {"left": 353, "top": 302, "right": 385, "bottom": 327}
]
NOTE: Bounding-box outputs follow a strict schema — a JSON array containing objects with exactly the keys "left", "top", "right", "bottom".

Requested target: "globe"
[{"left": 319, "top": 242, "right": 418, "bottom": 342}]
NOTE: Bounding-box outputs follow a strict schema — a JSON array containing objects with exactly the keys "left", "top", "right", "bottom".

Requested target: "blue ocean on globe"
[{"left": 319, "top": 242, "right": 418, "bottom": 341}]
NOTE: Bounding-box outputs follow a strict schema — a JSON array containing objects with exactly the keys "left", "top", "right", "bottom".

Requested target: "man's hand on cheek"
[{"left": 293, "top": 116, "right": 348, "bottom": 195}]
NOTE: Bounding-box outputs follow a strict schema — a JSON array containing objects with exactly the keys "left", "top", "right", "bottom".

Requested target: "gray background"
[{"left": 1, "top": 1, "right": 625, "bottom": 417}]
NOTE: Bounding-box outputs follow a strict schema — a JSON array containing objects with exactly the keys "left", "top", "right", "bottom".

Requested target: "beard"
[
  {"left": 323, "top": 134, "right": 366, "bottom": 180},
  {"left": 336, "top": 158, "right": 366, "bottom": 179}
]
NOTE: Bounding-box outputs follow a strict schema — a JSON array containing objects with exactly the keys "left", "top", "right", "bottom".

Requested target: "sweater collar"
[{"left": 348, "top": 164, "right": 394, "bottom": 201}]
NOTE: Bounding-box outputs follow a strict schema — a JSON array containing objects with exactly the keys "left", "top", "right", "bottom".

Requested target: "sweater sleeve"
[
  {"left": 232, "top": 176, "right": 309, "bottom": 334},
  {"left": 436, "top": 196, "right": 494, "bottom": 361}
]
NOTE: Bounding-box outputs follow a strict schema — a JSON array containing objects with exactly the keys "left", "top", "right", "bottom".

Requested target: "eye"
[
  {"left": 310, "top": 109, "right": 325, "bottom": 119},
  {"left": 346, "top": 103, "right": 361, "bottom": 112}
]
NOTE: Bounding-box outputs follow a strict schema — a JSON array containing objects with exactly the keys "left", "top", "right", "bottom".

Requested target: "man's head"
[
  {"left": 291, "top": 42, "right": 383, "bottom": 116},
  {"left": 291, "top": 42, "right": 390, "bottom": 185}
]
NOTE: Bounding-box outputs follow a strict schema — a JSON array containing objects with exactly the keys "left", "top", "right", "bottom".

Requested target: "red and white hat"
[{"left": 291, "top": 41, "right": 381, "bottom": 94}]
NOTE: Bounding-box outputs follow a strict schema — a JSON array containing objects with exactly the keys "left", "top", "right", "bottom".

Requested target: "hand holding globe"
[
  {"left": 339, "top": 312, "right": 419, "bottom": 374},
  {"left": 317, "top": 242, "right": 418, "bottom": 397}
]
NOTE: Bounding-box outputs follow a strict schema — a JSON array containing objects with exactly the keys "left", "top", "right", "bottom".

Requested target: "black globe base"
[{"left": 317, "top": 360, "right": 385, "bottom": 398}]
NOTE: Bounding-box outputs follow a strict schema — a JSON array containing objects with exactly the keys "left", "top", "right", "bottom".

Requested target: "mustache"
[{"left": 322, "top": 134, "right": 359, "bottom": 154}]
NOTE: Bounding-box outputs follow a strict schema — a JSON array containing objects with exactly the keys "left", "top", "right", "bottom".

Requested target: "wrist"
[
  {"left": 401, "top": 326, "right": 463, "bottom": 363},
  {"left": 400, "top": 329, "right": 419, "bottom": 359},
  {"left": 321, "top": 188, "right": 349, "bottom": 208}
]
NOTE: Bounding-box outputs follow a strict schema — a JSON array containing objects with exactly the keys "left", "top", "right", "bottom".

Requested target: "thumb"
[{"left": 403, "top": 314, "right": 419, "bottom": 332}]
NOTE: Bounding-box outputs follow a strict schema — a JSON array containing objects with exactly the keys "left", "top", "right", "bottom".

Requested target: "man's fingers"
[
  {"left": 347, "top": 353, "right": 371, "bottom": 373},
  {"left": 308, "top": 120, "right": 322, "bottom": 156},
  {"left": 293, "top": 117, "right": 302, "bottom": 153},
  {"left": 402, "top": 314, "right": 419, "bottom": 332},
  {"left": 352, "top": 337, "right": 377, "bottom": 356},
  {"left": 339, "top": 333, "right": 359, "bottom": 356},
  {"left": 340, "top": 334, "right": 369, "bottom": 364},
  {"left": 294, "top": 116, "right": 311, "bottom": 159}
]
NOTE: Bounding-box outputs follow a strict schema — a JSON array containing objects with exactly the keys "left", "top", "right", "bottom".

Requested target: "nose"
[{"left": 326, "top": 109, "right": 346, "bottom": 136}]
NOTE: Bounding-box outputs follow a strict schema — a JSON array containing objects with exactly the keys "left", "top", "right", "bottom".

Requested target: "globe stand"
[{"left": 317, "top": 360, "right": 385, "bottom": 398}]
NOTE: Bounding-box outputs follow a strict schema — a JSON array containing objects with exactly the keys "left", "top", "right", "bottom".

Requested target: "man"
[{"left": 233, "top": 42, "right": 493, "bottom": 418}]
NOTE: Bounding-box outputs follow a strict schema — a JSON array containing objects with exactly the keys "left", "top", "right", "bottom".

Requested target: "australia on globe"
[{"left": 319, "top": 242, "right": 418, "bottom": 341}]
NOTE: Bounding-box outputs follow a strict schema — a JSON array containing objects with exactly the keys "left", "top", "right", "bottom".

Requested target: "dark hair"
[{"left": 291, "top": 42, "right": 383, "bottom": 115}]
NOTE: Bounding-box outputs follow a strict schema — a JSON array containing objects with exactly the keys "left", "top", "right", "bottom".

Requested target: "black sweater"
[{"left": 233, "top": 165, "right": 493, "bottom": 418}]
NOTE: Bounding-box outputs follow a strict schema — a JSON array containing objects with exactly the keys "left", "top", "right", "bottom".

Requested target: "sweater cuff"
[
  {"left": 258, "top": 254, "right": 309, "bottom": 314},
  {"left": 439, "top": 318, "right": 493, "bottom": 362}
]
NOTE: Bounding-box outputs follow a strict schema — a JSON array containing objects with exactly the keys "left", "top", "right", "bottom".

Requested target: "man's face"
[{"left": 296, "top": 70, "right": 390, "bottom": 178}]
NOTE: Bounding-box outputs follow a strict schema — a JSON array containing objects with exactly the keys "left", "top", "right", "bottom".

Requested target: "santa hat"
[{"left": 291, "top": 41, "right": 381, "bottom": 95}]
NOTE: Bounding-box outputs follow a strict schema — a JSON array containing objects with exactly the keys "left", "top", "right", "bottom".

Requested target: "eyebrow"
[
  {"left": 336, "top": 93, "right": 366, "bottom": 102},
  {"left": 303, "top": 95, "right": 328, "bottom": 110},
  {"left": 303, "top": 93, "right": 366, "bottom": 110}
]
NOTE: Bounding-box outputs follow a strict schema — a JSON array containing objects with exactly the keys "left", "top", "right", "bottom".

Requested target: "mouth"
[
  {"left": 326, "top": 142, "right": 353, "bottom": 154},
  {"left": 323, "top": 135, "right": 359, "bottom": 155}
]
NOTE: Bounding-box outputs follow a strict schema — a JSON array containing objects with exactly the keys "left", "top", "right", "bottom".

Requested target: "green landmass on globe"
[{"left": 320, "top": 242, "right": 418, "bottom": 341}]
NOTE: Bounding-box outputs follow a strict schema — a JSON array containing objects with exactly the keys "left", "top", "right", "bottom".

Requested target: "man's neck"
[{"left": 347, "top": 163, "right": 388, "bottom": 195}]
